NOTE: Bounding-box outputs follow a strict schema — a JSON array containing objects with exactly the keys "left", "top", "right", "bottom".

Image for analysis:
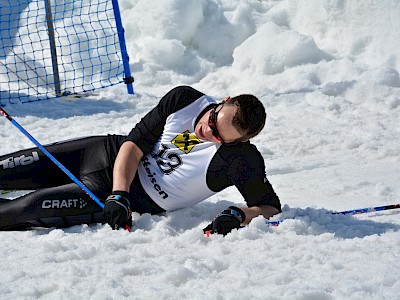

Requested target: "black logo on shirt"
[
  {"left": 152, "top": 144, "right": 183, "bottom": 175},
  {"left": 171, "top": 130, "right": 201, "bottom": 154},
  {"left": 142, "top": 156, "right": 169, "bottom": 199}
]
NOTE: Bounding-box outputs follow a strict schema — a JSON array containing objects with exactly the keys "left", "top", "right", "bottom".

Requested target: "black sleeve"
[
  {"left": 125, "top": 86, "right": 204, "bottom": 155},
  {"left": 207, "top": 143, "right": 282, "bottom": 212}
]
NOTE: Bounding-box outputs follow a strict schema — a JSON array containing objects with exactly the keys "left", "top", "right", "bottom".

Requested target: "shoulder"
[
  {"left": 168, "top": 86, "right": 204, "bottom": 99},
  {"left": 215, "top": 142, "right": 265, "bottom": 178},
  {"left": 219, "top": 142, "right": 264, "bottom": 164},
  {"left": 158, "top": 86, "right": 205, "bottom": 117}
]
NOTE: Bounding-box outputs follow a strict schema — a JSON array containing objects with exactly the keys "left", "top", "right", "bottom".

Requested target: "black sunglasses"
[{"left": 208, "top": 104, "right": 225, "bottom": 143}]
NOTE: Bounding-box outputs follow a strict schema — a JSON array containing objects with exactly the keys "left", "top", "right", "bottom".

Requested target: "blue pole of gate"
[{"left": 111, "top": 0, "right": 134, "bottom": 94}]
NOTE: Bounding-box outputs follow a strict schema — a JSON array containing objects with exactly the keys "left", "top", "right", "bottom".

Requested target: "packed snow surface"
[{"left": 1, "top": 0, "right": 399, "bottom": 299}]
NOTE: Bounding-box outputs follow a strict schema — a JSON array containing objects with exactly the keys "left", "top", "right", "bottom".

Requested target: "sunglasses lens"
[{"left": 209, "top": 107, "right": 222, "bottom": 142}]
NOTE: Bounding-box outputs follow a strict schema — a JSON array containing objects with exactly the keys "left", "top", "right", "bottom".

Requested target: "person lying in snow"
[{"left": 0, "top": 86, "right": 281, "bottom": 235}]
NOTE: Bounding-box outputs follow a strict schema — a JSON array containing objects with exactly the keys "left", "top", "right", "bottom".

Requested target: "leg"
[
  {"left": 0, "top": 135, "right": 129, "bottom": 230},
  {"left": 0, "top": 183, "right": 104, "bottom": 230},
  {"left": 0, "top": 136, "right": 114, "bottom": 190}
]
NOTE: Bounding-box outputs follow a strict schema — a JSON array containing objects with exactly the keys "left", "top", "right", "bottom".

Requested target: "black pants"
[{"left": 0, "top": 135, "right": 164, "bottom": 230}]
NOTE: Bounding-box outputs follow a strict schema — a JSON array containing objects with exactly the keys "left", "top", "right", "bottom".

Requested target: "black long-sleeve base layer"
[{"left": 0, "top": 135, "right": 164, "bottom": 230}]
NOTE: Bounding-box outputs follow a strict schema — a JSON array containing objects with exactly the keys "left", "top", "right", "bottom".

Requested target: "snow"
[{"left": 1, "top": 0, "right": 400, "bottom": 299}]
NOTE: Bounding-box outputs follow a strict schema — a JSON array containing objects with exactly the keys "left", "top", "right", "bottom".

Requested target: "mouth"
[{"left": 197, "top": 126, "right": 206, "bottom": 140}]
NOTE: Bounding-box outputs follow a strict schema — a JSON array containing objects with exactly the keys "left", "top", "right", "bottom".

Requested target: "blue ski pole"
[
  {"left": 266, "top": 203, "right": 400, "bottom": 226},
  {"left": 332, "top": 203, "right": 400, "bottom": 215},
  {"left": 0, "top": 107, "right": 104, "bottom": 209}
]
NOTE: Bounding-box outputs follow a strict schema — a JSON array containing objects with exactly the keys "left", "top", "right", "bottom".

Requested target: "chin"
[{"left": 194, "top": 127, "right": 202, "bottom": 139}]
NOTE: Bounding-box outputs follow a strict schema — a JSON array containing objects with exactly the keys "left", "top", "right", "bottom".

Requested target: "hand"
[
  {"left": 203, "top": 206, "right": 246, "bottom": 236},
  {"left": 103, "top": 191, "right": 132, "bottom": 231}
]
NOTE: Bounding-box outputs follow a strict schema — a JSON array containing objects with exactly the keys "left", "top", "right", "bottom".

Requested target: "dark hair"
[{"left": 226, "top": 94, "right": 266, "bottom": 141}]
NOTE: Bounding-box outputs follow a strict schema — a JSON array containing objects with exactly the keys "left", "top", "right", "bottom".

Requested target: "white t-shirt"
[{"left": 138, "top": 95, "right": 221, "bottom": 210}]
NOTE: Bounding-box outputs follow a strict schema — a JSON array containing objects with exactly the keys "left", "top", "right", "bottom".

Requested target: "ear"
[{"left": 221, "top": 96, "right": 230, "bottom": 103}]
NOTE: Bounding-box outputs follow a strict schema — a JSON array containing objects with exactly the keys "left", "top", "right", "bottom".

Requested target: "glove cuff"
[
  {"left": 111, "top": 190, "right": 130, "bottom": 199},
  {"left": 226, "top": 206, "right": 246, "bottom": 224},
  {"left": 106, "top": 192, "right": 131, "bottom": 217}
]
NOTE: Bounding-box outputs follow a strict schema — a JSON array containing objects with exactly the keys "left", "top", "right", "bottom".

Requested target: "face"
[{"left": 194, "top": 101, "right": 244, "bottom": 144}]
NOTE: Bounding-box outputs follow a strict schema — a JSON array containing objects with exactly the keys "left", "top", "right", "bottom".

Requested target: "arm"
[
  {"left": 105, "top": 86, "right": 205, "bottom": 230},
  {"left": 103, "top": 141, "right": 143, "bottom": 230},
  {"left": 114, "top": 86, "right": 204, "bottom": 191},
  {"left": 239, "top": 205, "right": 280, "bottom": 225},
  {"left": 204, "top": 144, "right": 282, "bottom": 235},
  {"left": 112, "top": 141, "right": 143, "bottom": 192},
  {"left": 226, "top": 144, "right": 281, "bottom": 222}
]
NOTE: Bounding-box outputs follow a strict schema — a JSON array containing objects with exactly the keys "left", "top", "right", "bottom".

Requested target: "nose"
[
  {"left": 204, "top": 124, "right": 212, "bottom": 134},
  {"left": 202, "top": 125, "right": 218, "bottom": 143}
]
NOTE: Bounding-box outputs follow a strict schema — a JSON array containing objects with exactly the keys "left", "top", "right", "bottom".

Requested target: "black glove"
[
  {"left": 203, "top": 206, "right": 246, "bottom": 236},
  {"left": 103, "top": 191, "right": 132, "bottom": 230}
]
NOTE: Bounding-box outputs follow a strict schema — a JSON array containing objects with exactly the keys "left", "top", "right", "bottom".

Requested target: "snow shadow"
[
  {"left": 8, "top": 201, "right": 399, "bottom": 239},
  {"left": 280, "top": 206, "right": 400, "bottom": 239},
  {"left": 0, "top": 0, "right": 32, "bottom": 58},
  {"left": 140, "top": 202, "right": 400, "bottom": 238},
  {"left": 0, "top": 90, "right": 131, "bottom": 118}
]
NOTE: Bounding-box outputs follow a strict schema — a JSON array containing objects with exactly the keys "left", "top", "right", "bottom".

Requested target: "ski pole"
[
  {"left": 332, "top": 203, "right": 400, "bottom": 215},
  {"left": 266, "top": 203, "right": 400, "bottom": 226},
  {"left": 0, "top": 107, "right": 104, "bottom": 209}
]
